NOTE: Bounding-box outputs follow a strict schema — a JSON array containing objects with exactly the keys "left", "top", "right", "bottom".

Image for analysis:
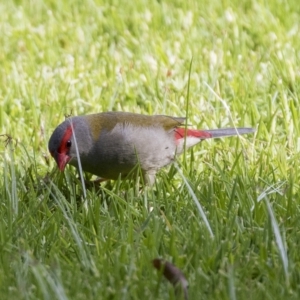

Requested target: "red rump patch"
[
  {"left": 174, "top": 128, "right": 212, "bottom": 140},
  {"left": 58, "top": 125, "right": 73, "bottom": 154}
]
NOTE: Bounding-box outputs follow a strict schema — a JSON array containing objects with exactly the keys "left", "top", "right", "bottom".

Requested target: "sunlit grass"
[{"left": 1, "top": 0, "right": 300, "bottom": 299}]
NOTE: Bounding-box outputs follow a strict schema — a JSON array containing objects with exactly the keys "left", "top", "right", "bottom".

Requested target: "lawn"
[{"left": 1, "top": 0, "right": 300, "bottom": 299}]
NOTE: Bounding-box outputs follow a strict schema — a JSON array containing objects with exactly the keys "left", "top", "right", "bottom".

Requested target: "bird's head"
[
  {"left": 48, "top": 117, "right": 92, "bottom": 171},
  {"left": 48, "top": 120, "right": 75, "bottom": 171}
]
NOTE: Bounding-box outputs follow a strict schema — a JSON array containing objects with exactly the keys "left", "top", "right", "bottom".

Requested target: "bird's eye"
[{"left": 66, "top": 140, "right": 72, "bottom": 148}]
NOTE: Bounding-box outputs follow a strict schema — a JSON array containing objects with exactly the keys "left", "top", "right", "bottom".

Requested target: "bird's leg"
[
  {"left": 143, "top": 171, "right": 157, "bottom": 187},
  {"left": 80, "top": 177, "right": 108, "bottom": 191}
]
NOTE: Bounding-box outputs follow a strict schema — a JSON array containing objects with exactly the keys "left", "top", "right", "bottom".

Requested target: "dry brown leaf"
[{"left": 152, "top": 258, "right": 188, "bottom": 300}]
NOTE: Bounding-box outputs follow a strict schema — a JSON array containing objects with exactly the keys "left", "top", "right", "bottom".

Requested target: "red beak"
[{"left": 53, "top": 152, "right": 71, "bottom": 171}]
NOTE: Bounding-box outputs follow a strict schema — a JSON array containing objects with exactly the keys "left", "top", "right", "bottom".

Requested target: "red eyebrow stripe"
[
  {"left": 174, "top": 128, "right": 212, "bottom": 140},
  {"left": 58, "top": 125, "right": 73, "bottom": 153}
]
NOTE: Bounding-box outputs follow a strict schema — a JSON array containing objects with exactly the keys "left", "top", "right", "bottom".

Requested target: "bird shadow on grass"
[{"left": 38, "top": 163, "right": 155, "bottom": 211}]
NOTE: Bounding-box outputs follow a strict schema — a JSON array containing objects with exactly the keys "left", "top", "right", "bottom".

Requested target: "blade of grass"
[{"left": 174, "top": 162, "right": 214, "bottom": 238}]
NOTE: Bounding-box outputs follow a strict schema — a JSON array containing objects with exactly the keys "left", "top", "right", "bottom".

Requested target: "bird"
[{"left": 48, "top": 111, "right": 254, "bottom": 185}]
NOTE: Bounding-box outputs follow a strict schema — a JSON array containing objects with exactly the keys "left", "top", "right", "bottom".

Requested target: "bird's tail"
[
  {"left": 202, "top": 127, "right": 255, "bottom": 138},
  {"left": 175, "top": 127, "right": 255, "bottom": 140}
]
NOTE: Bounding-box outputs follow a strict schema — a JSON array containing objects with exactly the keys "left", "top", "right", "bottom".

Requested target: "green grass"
[{"left": 1, "top": 0, "right": 300, "bottom": 299}]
